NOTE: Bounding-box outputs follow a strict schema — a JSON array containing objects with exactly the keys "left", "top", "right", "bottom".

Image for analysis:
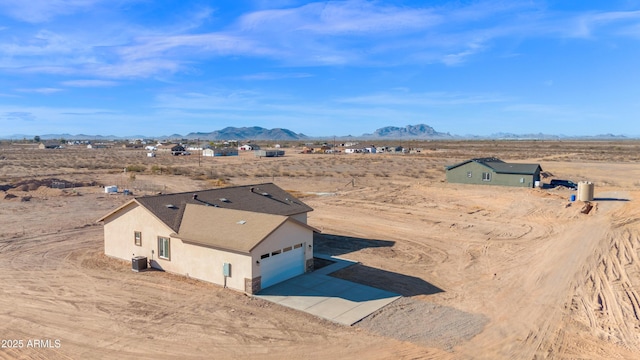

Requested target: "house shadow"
[
  {"left": 329, "top": 263, "right": 444, "bottom": 297},
  {"left": 313, "top": 232, "right": 395, "bottom": 256}
]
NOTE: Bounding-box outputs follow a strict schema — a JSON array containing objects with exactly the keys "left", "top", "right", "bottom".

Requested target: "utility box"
[
  {"left": 223, "top": 263, "right": 231, "bottom": 277},
  {"left": 132, "top": 256, "right": 148, "bottom": 272}
]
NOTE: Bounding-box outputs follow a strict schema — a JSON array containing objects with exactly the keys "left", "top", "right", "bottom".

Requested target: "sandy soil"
[{"left": 1, "top": 144, "right": 640, "bottom": 359}]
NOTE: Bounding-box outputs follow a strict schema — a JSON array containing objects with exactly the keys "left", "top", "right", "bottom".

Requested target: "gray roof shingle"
[
  {"left": 446, "top": 158, "right": 541, "bottom": 175},
  {"left": 134, "top": 183, "right": 312, "bottom": 232}
]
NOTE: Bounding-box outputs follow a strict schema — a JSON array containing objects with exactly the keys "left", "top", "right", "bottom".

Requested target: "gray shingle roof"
[
  {"left": 446, "top": 158, "right": 541, "bottom": 175},
  {"left": 133, "top": 183, "right": 312, "bottom": 232}
]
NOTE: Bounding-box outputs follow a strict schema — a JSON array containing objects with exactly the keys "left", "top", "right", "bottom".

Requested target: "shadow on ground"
[
  {"left": 329, "top": 263, "right": 444, "bottom": 297},
  {"left": 314, "top": 232, "right": 395, "bottom": 256},
  {"left": 594, "top": 197, "right": 630, "bottom": 202}
]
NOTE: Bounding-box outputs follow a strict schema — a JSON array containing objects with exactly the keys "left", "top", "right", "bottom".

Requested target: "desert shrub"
[{"left": 126, "top": 164, "right": 146, "bottom": 172}]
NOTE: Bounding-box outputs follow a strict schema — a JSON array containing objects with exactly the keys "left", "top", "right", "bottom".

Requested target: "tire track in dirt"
[{"left": 536, "top": 194, "right": 640, "bottom": 358}]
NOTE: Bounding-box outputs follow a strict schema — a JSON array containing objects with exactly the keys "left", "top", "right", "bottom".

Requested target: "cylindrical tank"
[{"left": 577, "top": 181, "right": 594, "bottom": 201}]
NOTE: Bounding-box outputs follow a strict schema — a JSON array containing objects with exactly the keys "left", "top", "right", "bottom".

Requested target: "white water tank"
[{"left": 577, "top": 181, "right": 594, "bottom": 201}]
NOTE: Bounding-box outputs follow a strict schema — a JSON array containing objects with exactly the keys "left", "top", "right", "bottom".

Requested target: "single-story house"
[
  {"left": 344, "top": 146, "right": 364, "bottom": 154},
  {"left": 39, "top": 141, "right": 62, "bottom": 149},
  {"left": 98, "top": 183, "right": 315, "bottom": 294},
  {"left": 203, "top": 148, "right": 239, "bottom": 157},
  {"left": 445, "top": 157, "right": 542, "bottom": 188},
  {"left": 239, "top": 145, "right": 253, "bottom": 151},
  {"left": 171, "top": 144, "right": 186, "bottom": 155},
  {"left": 255, "top": 150, "right": 285, "bottom": 157}
]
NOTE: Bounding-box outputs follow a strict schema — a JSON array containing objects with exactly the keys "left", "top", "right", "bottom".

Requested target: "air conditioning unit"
[{"left": 132, "top": 256, "right": 148, "bottom": 272}]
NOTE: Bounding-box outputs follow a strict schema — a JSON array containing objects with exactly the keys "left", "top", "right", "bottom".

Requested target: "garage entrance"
[{"left": 260, "top": 243, "right": 305, "bottom": 289}]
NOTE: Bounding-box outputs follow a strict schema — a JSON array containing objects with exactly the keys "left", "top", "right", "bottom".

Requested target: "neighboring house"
[
  {"left": 445, "top": 157, "right": 542, "bottom": 188},
  {"left": 255, "top": 150, "right": 285, "bottom": 157},
  {"left": 156, "top": 143, "right": 177, "bottom": 152},
  {"left": 170, "top": 144, "right": 187, "bottom": 155},
  {"left": 203, "top": 148, "right": 239, "bottom": 157},
  {"left": 364, "top": 146, "right": 377, "bottom": 154},
  {"left": 344, "top": 146, "right": 364, "bottom": 154},
  {"left": 239, "top": 145, "right": 253, "bottom": 151},
  {"left": 39, "top": 141, "right": 62, "bottom": 149},
  {"left": 98, "top": 183, "right": 315, "bottom": 294}
]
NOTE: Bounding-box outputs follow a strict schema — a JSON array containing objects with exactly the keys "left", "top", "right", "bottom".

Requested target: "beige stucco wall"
[
  {"left": 167, "top": 240, "right": 252, "bottom": 291},
  {"left": 103, "top": 202, "right": 173, "bottom": 262}
]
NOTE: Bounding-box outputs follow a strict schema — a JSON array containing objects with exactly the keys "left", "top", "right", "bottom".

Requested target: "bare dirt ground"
[{"left": 2, "top": 141, "right": 640, "bottom": 359}]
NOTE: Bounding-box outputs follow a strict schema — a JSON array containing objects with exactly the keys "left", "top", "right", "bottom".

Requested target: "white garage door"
[{"left": 260, "top": 244, "right": 305, "bottom": 289}]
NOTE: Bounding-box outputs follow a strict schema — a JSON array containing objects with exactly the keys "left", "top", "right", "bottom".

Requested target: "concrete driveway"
[{"left": 255, "top": 255, "right": 401, "bottom": 326}]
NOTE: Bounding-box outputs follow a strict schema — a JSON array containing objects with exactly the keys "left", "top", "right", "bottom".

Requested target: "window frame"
[
  {"left": 157, "top": 236, "right": 171, "bottom": 260},
  {"left": 482, "top": 172, "right": 492, "bottom": 182},
  {"left": 467, "top": 171, "right": 472, "bottom": 178},
  {"left": 134, "top": 231, "right": 142, "bottom": 246}
]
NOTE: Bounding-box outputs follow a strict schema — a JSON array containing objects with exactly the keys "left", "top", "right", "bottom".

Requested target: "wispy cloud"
[
  {"left": 568, "top": 10, "right": 640, "bottom": 38},
  {"left": 238, "top": 72, "right": 313, "bottom": 80},
  {"left": 0, "top": 0, "right": 112, "bottom": 23},
  {"left": 61, "top": 79, "right": 119, "bottom": 87},
  {"left": 337, "top": 91, "right": 510, "bottom": 106},
  {"left": 2, "top": 111, "right": 36, "bottom": 122},
  {"left": 238, "top": 1, "right": 439, "bottom": 35},
  {"left": 16, "top": 87, "right": 63, "bottom": 94},
  {"left": 2, "top": 1, "right": 640, "bottom": 78}
]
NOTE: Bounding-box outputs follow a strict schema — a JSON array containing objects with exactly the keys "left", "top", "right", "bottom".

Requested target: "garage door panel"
[{"left": 261, "top": 246, "right": 304, "bottom": 289}]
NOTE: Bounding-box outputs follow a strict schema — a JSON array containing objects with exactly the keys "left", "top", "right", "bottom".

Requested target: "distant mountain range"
[
  {"left": 361, "top": 124, "right": 452, "bottom": 139},
  {"left": 184, "top": 126, "right": 308, "bottom": 140},
  {"left": 1, "top": 125, "right": 631, "bottom": 141}
]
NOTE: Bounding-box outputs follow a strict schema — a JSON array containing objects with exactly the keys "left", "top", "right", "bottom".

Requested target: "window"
[
  {"left": 260, "top": 253, "right": 270, "bottom": 259},
  {"left": 283, "top": 246, "right": 292, "bottom": 252},
  {"left": 520, "top": 177, "right": 525, "bottom": 183},
  {"left": 482, "top": 172, "right": 491, "bottom": 182},
  {"left": 271, "top": 249, "right": 281, "bottom": 256},
  {"left": 134, "top": 231, "right": 142, "bottom": 246},
  {"left": 467, "top": 171, "right": 472, "bottom": 178},
  {"left": 158, "top": 236, "right": 170, "bottom": 260},
  {"left": 293, "top": 243, "right": 302, "bottom": 249}
]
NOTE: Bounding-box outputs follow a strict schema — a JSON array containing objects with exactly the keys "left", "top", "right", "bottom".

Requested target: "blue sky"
[{"left": 1, "top": 0, "right": 639, "bottom": 138}]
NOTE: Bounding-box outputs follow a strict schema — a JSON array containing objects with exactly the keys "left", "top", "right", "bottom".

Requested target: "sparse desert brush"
[
  {"left": 207, "top": 178, "right": 229, "bottom": 187},
  {"left": 125, "top": 164, "right": 146, "bottom": 172}
]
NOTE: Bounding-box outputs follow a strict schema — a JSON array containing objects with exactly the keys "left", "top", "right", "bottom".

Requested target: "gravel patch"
[{"left": 356, "top": 297, "right": 488, "bottom": 351}]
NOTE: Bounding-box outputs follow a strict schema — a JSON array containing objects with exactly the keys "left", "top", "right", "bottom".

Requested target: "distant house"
[
  {"left": 255, "top": 150, "right": 285, "bottom": 157},
  {"left": 171, "top": 145, "right": 186, "bottom": 155},
  {"left": 156, "top": 143, "right": 178, "bottom": 153},
  {"left": 445, "top": 158, "right": 542, "bottom": 188},
  {"left": 98, "top": 183, "right": 315, "bottom": 294},
  {"left": 203, "top": 148, "right": 238, "bottom": 157},
  {"left": 364, "top": 145, "right": 377, "bottom": 154},
  {"left": 87, "top": 143, "right": 108, "bottom": 149},
  {"left": 239, "top": 145, "right": 253, "bottom": 151},
  {"left": 344, "top": 146, "right": 364, "bottom": 154},
  {"left": 39, "top": 141, "right": 61, "bottom": 149}
]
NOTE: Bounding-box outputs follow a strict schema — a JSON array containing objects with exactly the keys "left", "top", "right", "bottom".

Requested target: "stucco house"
[
  {"left": 98, "top": 183, "right": 315, "bottom": 294},
  {"left": 445, "top": 157, "right": 542, "bottom": 188}
]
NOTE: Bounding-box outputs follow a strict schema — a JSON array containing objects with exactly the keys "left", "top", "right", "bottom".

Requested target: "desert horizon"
[{"left": 1, "top": 140, "right": 640, "bottom": 359}]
